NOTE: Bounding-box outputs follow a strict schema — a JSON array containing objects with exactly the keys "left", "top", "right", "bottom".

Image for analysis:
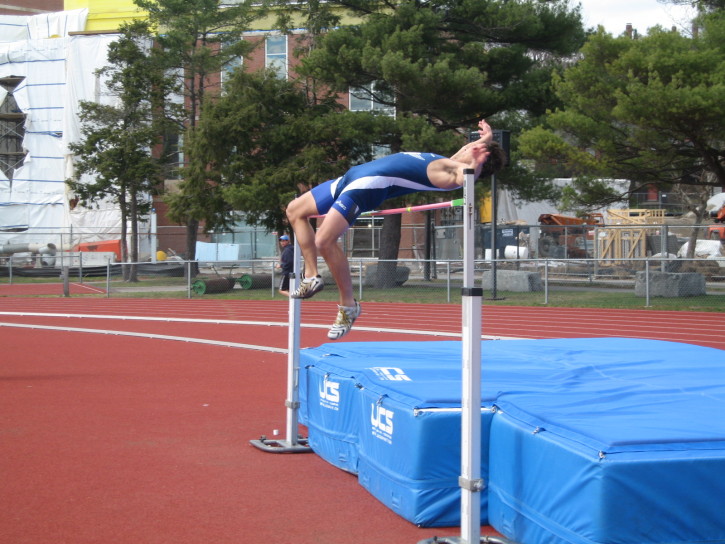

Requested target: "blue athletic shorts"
[{"left": 311, "top": 178, "right": 387, "bottom": 226}]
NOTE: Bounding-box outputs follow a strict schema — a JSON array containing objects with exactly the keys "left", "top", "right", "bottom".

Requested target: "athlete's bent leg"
[
  {"left": 314, "top": 209, "right": 356, "bottom": 307},
  {"left": 286, "top": 192, "right": 321, "bottom": 279},
  {"left": 313, "top": 208, "right": 362, "bottom": 339}
]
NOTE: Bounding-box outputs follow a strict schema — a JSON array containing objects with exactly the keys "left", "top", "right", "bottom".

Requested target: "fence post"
[
  {"left": 594, "top": 225, "right": 600, "bottom": 276},
  {"left": 106, "top": 258, "right": 111, "bottom": 298},
  {"left": 645, "top": 259, "right": 651, "bottom": 308},
  {"left": 271, "top": 260, "right": 276, "bottom": 298},
  {"left": 447, "top": 260, "right": 451, "bottom": 303},
  {"left": 544, "top": 259, "right": 549, "bottom": 305},
  {"left": 62, "top": 266, "right": 70, "bottom": 297},
  {"left": 661, "top": 225, "right": 669, "bottom": 273},
  {"left": 588, "top": 258, "right": 593, "bottom": 284},
  {"left": 151, "top": 209, "right": 158, "bottom": 263},
  {"left": 358, "top": 260, "right": 363, "bottom": 301},
  {"left": 59, "top": 232, "right": 64, "bottom": 280},
  {"left": 187, "top": 261, "right": 192, "bottom": 299}
]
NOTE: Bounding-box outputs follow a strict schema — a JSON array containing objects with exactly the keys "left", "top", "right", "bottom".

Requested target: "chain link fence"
[
  {"left": 2, "top": 252, "right": 723, "bottom": 310},
  {"left": 2, "top": 219, "right": 724, "bottom": 310}
]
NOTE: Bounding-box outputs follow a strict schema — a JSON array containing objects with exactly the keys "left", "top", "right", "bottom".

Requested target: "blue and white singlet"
[{"left": 311, "top": 152, "right": 449, "bottom": 224}]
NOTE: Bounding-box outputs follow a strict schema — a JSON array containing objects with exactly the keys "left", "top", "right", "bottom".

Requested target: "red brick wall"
[
  {"left": 242, "top": 33, "right": 350, "bottom": 107},
  {"left": 152, "top": 199, "right": 211, "bottom": 259}
]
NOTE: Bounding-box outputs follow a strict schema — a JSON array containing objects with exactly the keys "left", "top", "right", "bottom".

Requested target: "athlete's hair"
[{"left": 478, "top": 141, "right": 507, "bottom": 178}]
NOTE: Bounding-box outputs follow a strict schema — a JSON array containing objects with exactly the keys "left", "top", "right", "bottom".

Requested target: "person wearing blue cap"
[{"left": 276, "top": 234, "right": 294, "bottom": 296}]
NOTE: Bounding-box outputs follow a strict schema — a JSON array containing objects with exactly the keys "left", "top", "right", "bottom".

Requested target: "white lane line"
[
  {"left": 70, "top": 283, "right": 107, "bottom": 294},
  {"left": 0, "top": 312, "right": 526, "bottom": 342},
  {"left": 0, "top": 322, "right": 287, "bottom": 353},
  {"left": 320, "top": 324, "right": 525, "bottom": 340},
  {"left": 0, "top": 311, "right": 283, "bottom": 327}
]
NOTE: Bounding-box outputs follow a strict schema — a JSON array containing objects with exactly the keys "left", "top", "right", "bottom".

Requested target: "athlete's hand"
[{"left": 477, "top": 119, "right": 493, "bottom": 145}]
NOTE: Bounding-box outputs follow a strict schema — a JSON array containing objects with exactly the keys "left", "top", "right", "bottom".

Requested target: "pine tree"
[
  {"left": 67, "top": 21, "right": 179, "bottom": 281},
  {"left": 134, "top": 0, "right": 260, "bottom": 268},
  {"left": 292, "top": 0, "right": 586, "bottom": 284},
  {"left": 519, "top": 13, "right": 725, "bottom": 255}
]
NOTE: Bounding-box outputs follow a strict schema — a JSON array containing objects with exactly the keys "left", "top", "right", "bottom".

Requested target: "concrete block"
[
  {"left": 363, "top": 264, "right": 410, "bottom": 287},
  {"left": 481, "top": 270, "right": 542, "bottom": 292},
  {"left": 635, "top": 271, "right": 706, "bottom": 297}
]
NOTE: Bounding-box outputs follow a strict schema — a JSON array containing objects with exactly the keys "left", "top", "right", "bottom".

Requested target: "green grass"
[
  {"left": 5, "top": 274, "right": 723, "bottom": 311},
  {"left": 102, "top": 281, "right": 725, "bottom": 311}
]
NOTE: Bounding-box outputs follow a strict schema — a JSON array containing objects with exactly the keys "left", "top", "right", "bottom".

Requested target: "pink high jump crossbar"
[{"left": 309, "top": 197, "right": 465, "bottom": 219}]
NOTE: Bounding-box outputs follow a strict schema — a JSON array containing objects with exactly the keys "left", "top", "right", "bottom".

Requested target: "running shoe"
[
  {"left": 328, "top": 300, "right": 361, "bottom": 340},
  {"left": 290, "top": 275, "right": 324, "bottom": 299}
]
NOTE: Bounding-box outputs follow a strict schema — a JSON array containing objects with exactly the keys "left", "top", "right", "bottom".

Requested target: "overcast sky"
[{"left": 577, "top": 0, "right": 697, "bottom": 35}]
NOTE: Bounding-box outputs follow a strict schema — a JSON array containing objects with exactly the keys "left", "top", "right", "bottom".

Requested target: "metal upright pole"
[
  {"left": 459, "top": 168, "right": 483, "bottom": 543},
  {"left": 284, "top": 238, "right": 304, "bottom": 446},
  {"left": 418, "top": 170, "right": 483, "bottom": 544},
  {"left": 250, "top": 234, "right": 311, "bottom": 453}
]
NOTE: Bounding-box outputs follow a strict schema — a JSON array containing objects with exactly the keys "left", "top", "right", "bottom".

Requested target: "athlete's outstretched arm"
[
  {"left": 449, "top": 119, "right": 493, "bottom": 164},
  {"left": 427, "top": 145, "right": 491, "bottom": 189}
]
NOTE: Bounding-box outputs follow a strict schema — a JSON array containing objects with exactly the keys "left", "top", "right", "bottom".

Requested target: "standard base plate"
[{"left": 249, "top": 435, "right": 312, "bottom": 453}]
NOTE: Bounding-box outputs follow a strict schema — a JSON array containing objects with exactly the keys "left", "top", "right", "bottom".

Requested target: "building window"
[
  {"left": 349, "top": 82, "right": 395, "bottom": 116},
  {"left": 371, "top": 145, "right": 391, "bottom": 159},
  {"left": 221, "top": 39, "right": 243, "bottom": 87},
  {"left": 265, "top": 35, "right": 287, "bottom": 79},
  {"left": 163, "top": 132, "right": 183, "bottom": 181}
]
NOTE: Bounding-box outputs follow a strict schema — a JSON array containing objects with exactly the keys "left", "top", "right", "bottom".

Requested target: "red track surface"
[{"left": 1, "top": 297, "right": 724, "bottom": 544}]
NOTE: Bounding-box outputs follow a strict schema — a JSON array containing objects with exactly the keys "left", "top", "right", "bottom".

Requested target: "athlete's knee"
[
  {"left": 315, "top": 234, "right": 335, "bottom": 256},
  {"left": 286, "top": 199, "right": 301, "bottom": 222},
  {"left": 287, "top": 202, "right": 310, "bottom": 227},
  {"left": 287, "top": 193, "right": 317, "bottom": 224},
  {"left": 317, "top": 228, "right": 347, "bottom": 258}
]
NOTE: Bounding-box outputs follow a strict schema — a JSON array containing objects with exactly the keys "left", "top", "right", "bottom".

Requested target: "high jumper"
[{"left": 285, "top": 119, "right": 507, "bottom": 340}]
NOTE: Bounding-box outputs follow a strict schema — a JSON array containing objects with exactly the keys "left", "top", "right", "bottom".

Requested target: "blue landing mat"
[{"left": 299, "top": 338, "right": 725, "bottom": 542}]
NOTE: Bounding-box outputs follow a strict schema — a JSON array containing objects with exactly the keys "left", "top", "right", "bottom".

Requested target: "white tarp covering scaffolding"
[{"left": 0, "top": 9, "right": 148, "bottom": 254}]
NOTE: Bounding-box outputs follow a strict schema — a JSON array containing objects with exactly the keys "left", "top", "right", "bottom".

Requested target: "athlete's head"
[{"left": 478, "top": 141, "right": 507, "bottom": 179}]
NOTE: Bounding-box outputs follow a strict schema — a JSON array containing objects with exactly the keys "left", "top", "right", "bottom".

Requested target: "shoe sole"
[
  {"left": 327, "top": 304, "right": 361, "bottom": 340},
  {"left": 290, "top": 282, "right": 324, "bottom": 299}
]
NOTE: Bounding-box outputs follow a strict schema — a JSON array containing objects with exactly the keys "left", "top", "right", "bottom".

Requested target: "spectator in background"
[{"left": 276, "top": 234, "right": 294, "bottom": 297}]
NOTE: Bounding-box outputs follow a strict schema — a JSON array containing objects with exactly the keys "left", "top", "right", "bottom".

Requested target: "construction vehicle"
[
  {"left": 707, "top": 203, "right": 725, "bottom": 241},
  {"left": 537, "top": 213, "right": 604, "bottom": 258}
]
